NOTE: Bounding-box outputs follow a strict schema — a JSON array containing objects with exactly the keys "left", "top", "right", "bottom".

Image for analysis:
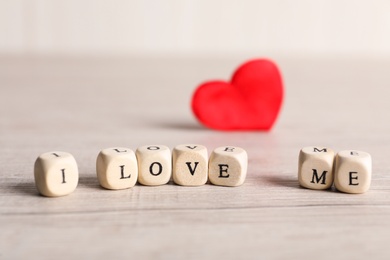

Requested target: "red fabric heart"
[{"left": 191, "top": 59, "right": 283, "bottom": 131}]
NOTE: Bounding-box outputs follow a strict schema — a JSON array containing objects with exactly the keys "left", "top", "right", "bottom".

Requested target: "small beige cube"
[
  {"left": 34, "top": 151, "right": 79, "bottom": 197},
  {"left": 96, "top": 147, "right": 138, "bottom": 190},
  {"left": 298, "top": 146, "right": 335, "bottom": 190},
  {"left": 136, "top": 145, "right": 171, "bottom": 186},
  {"left": 334, "top": 150, "right": 372, "bottom": 194},
  {"left": 172, "top": 144, "right": 208, "bottom": 186},
  {"left": 209, "top": 146, "right": 248, "bottom": 187}
]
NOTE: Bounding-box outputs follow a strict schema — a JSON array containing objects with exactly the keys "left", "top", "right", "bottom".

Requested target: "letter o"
[
  {"left": 147, "top": 146, "right": 160, "bottom": 150},
  {"left": 149, "top": 162, "right": 163, "bottom": 176}
]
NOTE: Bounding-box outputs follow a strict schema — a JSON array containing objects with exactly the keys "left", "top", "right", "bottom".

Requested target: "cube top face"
[
  {"left": 34, "top": 151, "right": 79, "bottom": 197},
  {"left": 335, "top": 150, "right": 372, "bottom": 194},
  {"left": 136, "top": 145, "right": 172, "bottom": 186},
  {"left": 38, "top": 151, "right": 74, "bottom": 162},
  {"left": 96, "top": 147, "right": 138, "bottom": 190},
  {"left": 209, "top": 146, "right": 248, "bottom": 187},
  {"left": 136, "top": 145, "right": 170, "bottom": 154},
  {"left": 298, "top": 146, "right": 335, "bottom": 190},
  {"left": 172, "top": 144, "right": 208, "bottom": 186},
  {"left": 212, "top": 146, "right": 246, "bottom": 156},
  {"left": 300, "top": 146, "right": 334, "bottom": 157},
  {"left": 99, "top": 147, "right": 135, "bottom": 160},
  {"left": 337, "top": 150, "right": 371, "bottom": 162},
  {"left": 174, "top": 144, "right": 207, "bottom": 154}
]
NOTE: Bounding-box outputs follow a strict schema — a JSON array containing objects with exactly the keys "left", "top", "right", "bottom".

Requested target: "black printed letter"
[
  {"left": 149, "top": 162, "right": 163, "bottom": 176},
  {"left": 114, "top": 149, "right": 127, "bottom": 153},
  {"left": 185, "top": 162, "right": 199, "bottom": 175},
  {"left": 313, "top": 148, "right": 327, "bottom": 153},
  {"left": 61, "top": 169, "right": 66, "bottom": 183},
  {"left": 218, "top": 164, "right": 229, "bottom": 178},
  {"left": 310, "top": 169, "right": 327, "bottom": 184},
  {"left": 349, "top": 172, "right": 359, "bottom": 185},
  {"left": 119, "top": 165, "right": 131, "bottom": 179}
]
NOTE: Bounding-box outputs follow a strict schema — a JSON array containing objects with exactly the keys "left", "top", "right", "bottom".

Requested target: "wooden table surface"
[{"left": 1, "top": 55, "right": 389, "bottom": 259}]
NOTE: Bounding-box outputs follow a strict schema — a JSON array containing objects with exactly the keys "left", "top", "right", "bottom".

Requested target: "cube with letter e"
[
  {"left": 209, "top": 146, "right": 248, "bottom": 187},
  {"left": 334, "top": 150, "right": 371, "bottom": 194}
]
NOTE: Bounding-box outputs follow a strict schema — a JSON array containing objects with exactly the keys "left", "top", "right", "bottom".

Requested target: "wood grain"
[{"left": 1, "top": 55, "right": 389, "bottom": 259}]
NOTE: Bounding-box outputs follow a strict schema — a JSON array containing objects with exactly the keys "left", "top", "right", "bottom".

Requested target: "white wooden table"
[{"left": 1, "top": 55, "right": 389, "bottom": 259}]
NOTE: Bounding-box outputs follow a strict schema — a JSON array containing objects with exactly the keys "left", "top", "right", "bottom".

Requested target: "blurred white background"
[{"left": 1, "top": 0, "right": 390, "bottom": 57}]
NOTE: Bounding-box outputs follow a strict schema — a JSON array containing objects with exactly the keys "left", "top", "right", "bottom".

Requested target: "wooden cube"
[
  {"left": 34, "top": 151, "right": 79, "bottom": 197},
  {"left": 334, "top": 150, "right": 372, "bottom": 194},
  {"left": 208, "top": 146, "right": 248, "bottom": 187},
  {"left": 172, "top": 144, "right": 208, "bottom": 186},
  {"left": 136, "top": 145, "right": 171, "bottom": 186},
  {"left": 96, "top": 147, "right": 138, "bottom": 190},
  {"left": 298, "top": 146, "right": 335, "bottom": 190}
]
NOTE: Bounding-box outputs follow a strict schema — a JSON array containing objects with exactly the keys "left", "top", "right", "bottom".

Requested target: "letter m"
[
  {"left": 313, "top": 148, "right": 327, "bottom": 152},
  {"left": 310, "top": 169, "right": 327, "bottom": 185}
]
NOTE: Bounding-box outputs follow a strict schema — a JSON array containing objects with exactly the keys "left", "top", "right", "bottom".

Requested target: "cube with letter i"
[
  {"left": 298, "top": 147, "right": 335, "bottom": 190},
  {"left": 334, "top": 150, "right": 372, "bottom": 194},
  {"left": 34, "top": 151, "right": 79, "bottom": 197},
  {"left": 172, "top": 144, "right": 208, "bottom": 186},
  {"left": 96, "top": 147, "right": 138, "bottom": 190},
  {"left": 209, "top": 146, "right": 248, "bottom": 187}
]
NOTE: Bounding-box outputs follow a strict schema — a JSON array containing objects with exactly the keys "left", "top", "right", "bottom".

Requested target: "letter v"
[{"left": 185, "top": 162, "right": 199, "bottom": 176}]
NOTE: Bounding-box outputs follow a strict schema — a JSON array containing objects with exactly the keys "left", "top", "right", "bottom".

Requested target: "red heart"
[{"left": 191, "top": 59, "right": 283, "bottom": 131}]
